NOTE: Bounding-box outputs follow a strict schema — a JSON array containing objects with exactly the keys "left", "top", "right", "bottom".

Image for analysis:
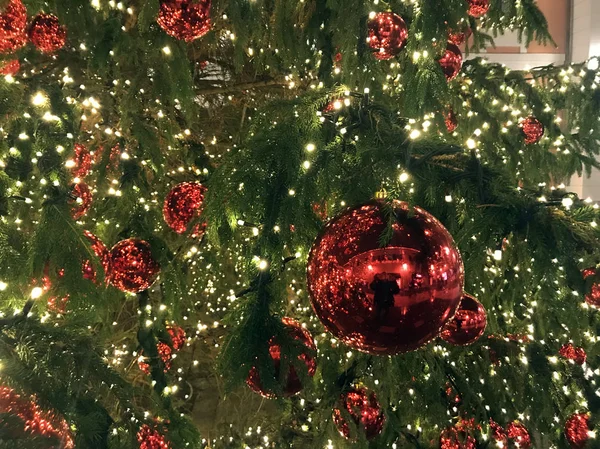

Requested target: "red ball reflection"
[
  {"left": 307, "top": 200, "right": 464, "bottom": 355},
  {"left": 440, "top": 293, "right": 486, "bottom": 345},
  {"left": 332, "top": 387, "right": 385, "bottom": 440}
]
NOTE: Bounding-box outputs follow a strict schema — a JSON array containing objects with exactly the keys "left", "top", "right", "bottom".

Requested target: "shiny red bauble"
[
  {"left": 439, "top": 42, "right": 463, "bottom": 80},
  {"left": 440, "top": 293, "right": 486, "bottom": 345},
  {"left": 70, "top": 182, "right": 93, "bottom": 220},
  {"left": 467, "top": 0, "right": 490, "bottom": 18},
  {"left": 448, "top": 26, "right": 472, "bottom": 46},
  {"left": 157, "top": 0, "right": 211, "bottom": 42},
  {"left": 333, "top": 387, "right": 385, "bottom": 440},
  {"left": 440, "top": 424, "right": 476, "bottom": 449},
  {"left": 520, "top": 116, "right": 544, "bottom": 145},
  {"left": 163, "top": 182, "right": 207, "bottom": 234},
  {"left": 28, "top": 14, "right": 66, "bottom": 53},
  {"left": 0, "top": 59, "right": 19, "bottom": 75},
  {"left": 367, "top": 12, "right": 408, "bottom": 60},
  {"left": 246, "top": 317, "right": 316, "bottom": 398},
  {"left": 167, "top": 325, "right": 186, "bottom": 350},
  {"left": 109, "top": 239, "right": 160, "bottom": 293},
  {"left": 82, "top": 231, "right": 111, "bottom": 282},
  {"left": 0, "top": 0, "right": 26, "bottom": 54},
  {"left": 560, "top": 343, "right": 587, "bottom": 365},
  {"left": 137, "top": 424, "right": 171, "bottom": 449},
  {"left": 138, "top": 342, "right": 173, "bottom": 374},
  {"left": 445, "top": 108, "right": 458, "bottom": 133},
  {"left": 307, "top": 200, "right": 464, "bottom": 355},
  {"left": 565, "top": 413, "right": 591, "bottom": 449},
  {"left": 506, "top": 421, "right": 531, "bottom": 449},
  {"left": 72, "top": 143, "right": 91, "bottom": 179}
]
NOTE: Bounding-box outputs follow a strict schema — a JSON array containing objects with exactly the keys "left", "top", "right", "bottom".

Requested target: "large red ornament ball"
[
  {"left": 72, "top": 143, "right": 92, "bottom": 179},
  {"left": 560, "top": 343, "right": 587, "bottom": 365},
  {"left": 333, "top": 387, "right": 385, "bottom": 441},
  {"left": 467, "top": 0, "right": 490, "bottom": 18},
  {"left": 0, "top": 385, "right": 75, "bottom": 448},
  {"left": 82, "top": 230, "right": 111, "bottom": 282},
  {"left": 163, "top": 182, "right": 207, "bottom": 234},
  {"left": 109, "top": 239, "right": 160, "bottom": 293},
  {"left": 28, "top": 14, "right": 66, "bottom": 54},
  {"left": 307, "top": 200, "right": 464, "bottom": 355},
  {"left": 520, "top": 116, "right": 544, "bottom": 145},
  {"left": 367, "top": 12, "right": 408, "bottom": 60},
  {"left": 70, "top": 182, "right": 93, "bottom": 220},
  {"left": 440, "top": 293, "right": 487, "bottom": 345},
  {"left": 565, "top": 413, "right": 591, "bottom": 449},
  {"left": 246, "top": 317, "right": 317, "bottom": 398},
  {"left": 438, "top": 42, "right": 463, "bottom": 80},
  {"left": 157, "top": 0, "right": 211, "bottom": 42},
  {"left": 137, "top": 424, "right": 171, "bottom": 449},
  {"left": 0, "top": 0, "right": 26, "bottom": 54}
]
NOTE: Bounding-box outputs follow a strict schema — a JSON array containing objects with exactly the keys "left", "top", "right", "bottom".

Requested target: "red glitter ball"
[
  {"left": 560, "top": 343, "right": 587, "bottom": 365},
  {"left": 167, "top": 325, "right": 186, "bottom": 351},
  {"left": 0, "top": 0, "right": 27, "bottom": 54},
  {"left": 440, "top": 424, "right": 476, "bottom": 449},
  {"left": 489, "top": 419, "right": 507, "bottom": 442},
  {"left": 438, "top": 42, "right": 463, "bottom": 80},
  {"left": 583, "top": 267, "right": 597, "bottom": 279},
  {"left": 163, "top": 182, "right": 207, "bottom": 234},
  {"left": 246, "top": 317, "right": 316, "bottom": 398},
  {"left": 586, "top": 283, "right": 600, "bottom": 308},
  {"left": 0, "top": 58, "right": 19, "bottom": 75},
  {"left": 307, "top": 200, "right": 464, "bottom": 355},
  {"left": 445, "top": 108, "right": 458, "bottom": 133},
  {"left": 506, "top": 421, "right": 531, "bottom": 449},
  {"left": 565, "top": 413, "right": 591, "bottom": 449},
  {"left": 81, "top": 230, "right": 111, "bottom": 282},
  {"left": 367, "top": 12, "right": 408, "bottom": 60},
  {"left": 28, "top": 14, "right": 67, "bottom": 54},
  {"left": 72, "top": 143, "right": 92, "bottom": 179},
  {"left": 448, "top": 26, "right": 472, "bottom": 46},
  {"left": 332, "top": 387, "right": 385, "bottom": 441},
  {"left": 138, "top": 343, "right": 173, "bottom": 374},
  {"left": 157, "top": 0, "right": 211, "bottom": 42},
  {"left": 441, "top": 293, "right": 487, "bottom": 345},
  {"left": 69, "top": 182, "right": 93, "bottom": 220},
  {"left": 108, "top": 239, "right": 160, "bottom": 293},
  {"left": 519, "top": 116, "right": 544, "bottom": 145},
  {"left": 137, "top": 424, "right": 171, "bottom": 449},
  {"left": 467, "top": 0, "right": 490, "bottom": 18},
  {"left": 0, "top": 385, "right": 74, "bottom": 449}
]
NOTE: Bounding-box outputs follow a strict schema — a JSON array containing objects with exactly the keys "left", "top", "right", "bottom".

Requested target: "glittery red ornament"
[
  {"left": 167, "top": 325, "right": 186, "bottom": 350},
  {"left": 137, "top": 424, "right": 171, "bottom": 449},
  {"left": 333, "top": 387, "right": 385, "bottom": 440},
  {"left": 489, "top": 419, "right": 506, "bottom": 442},
  {"left": 440, "top": 293, "right": 486, "bottom": 345},
  {"left": 560, "top": 343, "right": 587, "bottom": 365},
  {"left": 72, "top": 143, "right": 91, "bottom": 179},
  {"left": 440, "top": 422, "right": 476, "bottom": 449},
  {"left": 583, "top": 267, "right": 597, "bottom": 279},
  {"left": 565, "top": 413, "right": 591, "bottom": 449},
  {"left": 246, "top": 317, "right": 316, "bottom": 398},
  {"left": 367, "top": 12, "right": 408, "bottom": 60},
  {"left": 108, "top": 239, "right": 160, "bottom": 293},
  {"left": 163, "top": 182, "right": 207, "bottom": 234},
  {"left": 505, "top": 421, "right": 531, "bottom": 449},
  {"left": 438, "top": 42, "right": 463, "bottom": 81},
  {"left": 307, "top": 200, "right": 464, "bottom": 355},
  {"left": 583, "top": 268, "right": 600, "bottom": 308},
  {"left": 448, "top": 26, "right": 472, "bottom": 46},
  {"left": 138, "top": 342, "right": 173, "bottom": 374},
  {"left": 445, "top": 108, "right": 458, "bottom": 133},
  {"left": 520, "top": 117, "right": 544, "bottom": 145},
  {"left": 0, "top": 58, "right": 19, "bottom": 75},
  {"left": 0, "top": 385, "right": 74, "bottom": 449},
  {"left": 157, "top": 0, "right": 211, "bottom": 42},
  {"left": 28, "top": 14, "right": 66, "bottom": 54},
  {"left": 81, "top": 230, "right": 111, "bottom": 282},
  {"left": 70, "top": 182, "right": 93, "bottom": 220},
  {"left": 0, "top": 0, "right": 26, "bottom": 54},
  {"left": 467, "top": 0, "right": 490, "bottom": 18}
]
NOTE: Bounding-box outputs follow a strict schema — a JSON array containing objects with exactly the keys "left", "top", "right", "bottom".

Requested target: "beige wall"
[{"left": 528, "top": 0, "right": 568, "bottom": 54}]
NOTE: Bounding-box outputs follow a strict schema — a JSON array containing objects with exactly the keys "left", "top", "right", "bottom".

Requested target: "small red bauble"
[
  {"left": 137, "top": 424, "right": 171, "bottom": 449},
  {"left": 367, "top": 12, "right": 408, "bottom": 60},
  {"left": 519, "top": 117, "right": 544, "bottom": 145},
  {"left": 445, "top": 108, "right": 458, "bottom": 133},
  {"left": 583, "top": 268, "right": 600, "bottom": 308},
  {"left": 440, "top": 424, "right": 476, "bottom": 449},
  {"left": 448, "top": 26, "right": 472, "bottom": 46},
  {"left": 72, "top": 143, "right": 91, "bottom": 179},
  {"left": 565, "top": 413, "right": 591, "bottom": 449},
  {"left": 560, "top": 343, "right": 587, "bottom": 365},
  {"left": 438, "top": 42, "right": 463, "bottom": 80},
  {"left": 246, "top": 317, "right": 316, "bottom": 398},
  {"left": 307, "top": 200, "right": 464, "bottom": 355},
  {"left": 0, "top": 0, "right": 26, "bottom": 54},
  {"left": 506, "top": 421, "right": 531, "bottom": 449},
  {"left": 163, "top": 182, "right": 207, "bottom": 234},
  {"left": 138, "top": 342, "right": 173, "bottom": 374},
  {"left": 157, "top": 0, "right": 211, "bottom": 42},
  {"left": 0, "top": 385, "right": 75, "bottom": 448},
  {"left": 333, "top": 387, "right": 385, "bottom": 440},
  {"left": 582, "top": 267, "right": 596, "bottom": 279},
  {"left": 0, "top": 58, "right": 19, "bottom": 75},
  {"left": 82, "top": 231, "right": 111, "bottom": 282},
  {"left": 440, "top": 293, "right": 487, "bottom": 345},
  {"left": 167, "top": 325, "right": 186, "bottom": 350},
  {"left": 109, "top": 239, "right": 160, "bottom": 293},
  {"left": 70, "top": 182, "right": 93, "bottom": 220},
  {"left": 467, "top": 0, "right": 490, "bottom": 18},
  {"left": 28, "top": 14, "right": 66, "bottom": 53}
]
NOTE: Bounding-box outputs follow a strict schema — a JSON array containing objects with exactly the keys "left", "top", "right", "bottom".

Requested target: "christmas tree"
[{"left": 1, "top": 0, "right": 600, "bottom": 448}]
